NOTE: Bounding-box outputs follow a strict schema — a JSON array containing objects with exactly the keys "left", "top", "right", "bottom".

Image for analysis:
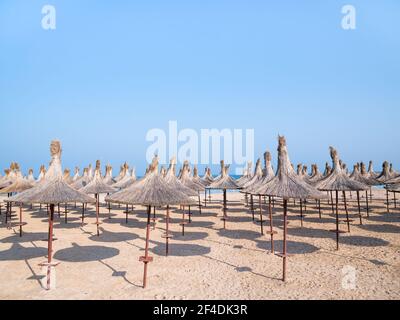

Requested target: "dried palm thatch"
[
  {"left": 251, "top": 136, "right": 325, "bottom": 282},
  {"left": 192, "top": 165, "right": 207, "bottom": 187},
  {"left": 323, "top": 162, "right": 332, "bottom": 177},
  {"left": 240, "top": 159, "right": 263, "bottom": 189},
  {"left": 179, "top": 161, "right": 205, "bottom": 192},
  {"left": 367, "top": 161, "right": 378, "bottom": 178},
  {"left": 201, "top": 167, "right": 214, "bottom": 185},
  {"left": 296, "top": 164, "right": 303, "bottom": 176},
  {"left": 236, "top": 161, "right": 253, "bottom": 186},
  {"left": 385, "top": 174, "right": 400, "bottom": 185},
  {"left": 80, "top": 161, "right": 117, "bottom": 195},
  {"left": 80, "top": 161, "right": 117, "bottom": 236},
  {"left": 207, "top": 161, "right": 240, "bottom": 229},
  {"left": 106, "top": 156, "right": 196, "bottom": 207},
  {"left": 160, "top": 166, "right": 167, "bottom": 177},
  {"left": 37, "top": 165, "right": 47, "bottom": 183},
  {"left": 300, "top": 165, "right": 308, "bottom": 180},
  {"left": 27, "top": 169, "right": 35, "bottom": 183},
  {"left": 350, "top": 163, "right": 379, "bottom": 186},
  {"left": 0, "top": 163, "right": 18, "bottom": 187},
  {"left": 389, "top": 163, "right": 398, "bottom": 176},
  {"left": 88, "top": 164, "right": 94, "bottom": 180},
  {"left": 7, "top": 141, "right": 94, "bottom": 291},
  {"left": 114, "top": 164, "right": 126, "bottom": 182},
  {"left": 63, "top": 169, "right": 73, "bottom": 185},
  {"left": 163, "top": 157, "right": 198, "bottom": 197},
  {"left": 304, "top": 164, "right": 323, "bottom": 185},
  {"left": 243, "top": 152, "right": 275, "bottom": 194},
  {"left": 102, "top": 164, "right": 114, "bottom": 185},
  {"left": 0, "top": 166, "right": 34, "bottom": 194},
  {"left": 71, "top": 168, "right": 91, "bottom": 189},
  {"left": 252, "top": 137, "right": 325, "bottom": 200},
  {"left": 0, "top": 169, "right": 12, "bottom": 189},
  {"left": 375, "top": 161, "right": 394, "bottom": 184},
  {"left": 208, "top": 161, "right": 240, "bottom": 190},
  {"left": 112, "top": 163, "right": 137, "bottom": 189},
  {"left": 8, "top": 141, "right": 96, "bottom": 205},
  {"left": 316, "top": 147, "right": 368, "bottom": 192},
  {"left": 107, "top": 156, "right": 195, "bottom": 288},
  {"left": 72, "top": 167, "right": 80, "bottom": 182}
]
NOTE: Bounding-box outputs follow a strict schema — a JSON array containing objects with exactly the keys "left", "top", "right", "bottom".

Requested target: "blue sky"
[{"left": 0, "top": 0, "right": 399, "bottom": 175}]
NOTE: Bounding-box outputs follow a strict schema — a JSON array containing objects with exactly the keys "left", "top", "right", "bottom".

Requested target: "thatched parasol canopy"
[
  {"left": 63, "top": 169, "right": 73, "bottom": 185},
  {"left": 367, "top": 161, "right": 378, "bottom": 179},
  {"left": 0, "top": 165, "right": 34, "bottom": 194},
  {"left": 201, "top": 167, "right": 214, "bottom": 185},
  {"left": 0, "top": 169, "right": 12, "bottom": 189},
  {"left": 304, "top": 164, "right": 323, "bottom": 185},
  {"left": 316, "top": 147, "right": 368, "bottom": 192},
  {"left": 36, "top": 165, "right": 47, "bottom": 183},
  {"left": 350, "top": 163, "right": 380, "bottom": 186},
  {"left": 112, "top": 163, "right": 137, "bottom": 189},
  {"left": 236, "top": 162, "right": 253, "bottom": 186},
  {"left": 72, "top": 167, "right": 80, "bottom": 183},
  {"left": 252, "top": 137, "right": 325, "bottom": 199},
  {"left": 179, "top": 161, "right": 205, "bottom": 192},
  {"left": 208, "top": 161, "right": 240, "bottom": 190},
  {"left": 106, "top": 156, "right": 195, "bottom": 207},
  {"left": 243, "top": 152, "right": 275, "bottom": 194},
  {"left": 163, "top": 157, "right": 198, "bottom": 197},
  {"left": 71, "top": 168, "right": 91, "bottom": 189},
  {"left": 102, "top": 164, "right": 114, "bottom": 185},
  {"left": 8, "top": 141, "right": 95, "bottom": 205},
  {"left": 240, "top": 158, "right": 263, "bottom": 189},
  {"left": 192, "top": 165, "right": 208, "bottom": 187},
  {"left": 80, "top": 161, "right": 117, "bottom": 195},
  {"left": 375, "top": 161, "right": 395, "bottom": 184},
  {"left": 27, "top": 169, "right": 35, "bottom": 184}
]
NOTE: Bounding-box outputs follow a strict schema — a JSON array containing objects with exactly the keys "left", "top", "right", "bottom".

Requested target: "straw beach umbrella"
[
  {"left": 80, "top": 160, "right": 117, "bottom": 235},
  {"left": 63, "top": 169, "right": 73, "bottom": 185},
  {"left": 252, "top": 136, "right": 325, "bottom": 282},
  {"left": 243, "top": 151, "right": 276, "bottom": 237},
  {"left": 106, "top": 155, "right": 195, "bottom": 288},
  {"left": 27, "top": 169, "right": 35, "bottom": 184},
  {"left": 71, "top": 168, "right": 91, "bottom": 189},
  {"left": 236, "top": 161, "right": 253, "bottom": 186},
  {"left": 0, "top": 164, "right": 34, "bottom": 235},
  {"left": 163, "top": 157, "right": 199, "bottom": 234},
  {"left": 112, "top": 164, "right": 137, "bottom": 189},
  {"left": 72, "top": 167, "right": 80, "bottom": 183},
  {"left": 304, "top": 164, "right": 323, "bottom": 185},
  {"left": 179, "top": 161, "right": 205, "bottom": 215},
  {"left": 208, "top": 161, "right": 240, "bottom": 229},
  {"left": 0, "top": 163, "right": 16, "bottom": 189},
  {"left": 385, "top": 184, "right": 400, "bottom": 211},
  {"left": 37, "top": 165, "right": 47, "bottom": 183},
  {"left": 7, "top": 140, "right": 95, "bottom": 290},
  {"left": 201, "top": 167, "right": 214, "bottom": 204},
  {"left": 349, "top": 163, "right": 379, "bottom": 216},
  {"left": 375, "top": 161, "right": 394, "bottom": 184},
  {"left": 103, "top": 164, "right": 114, "bottom": 185},
  {"left": 367, "top": 161, "right": 378, "bottom": 179},
  {"left": 316, "top": 147, "right": 368, "bottom": 249}
]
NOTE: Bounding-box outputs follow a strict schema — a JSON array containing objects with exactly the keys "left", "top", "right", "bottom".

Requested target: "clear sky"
[{"left": 0, "top": 0, "right": 399, "bottom": 175}]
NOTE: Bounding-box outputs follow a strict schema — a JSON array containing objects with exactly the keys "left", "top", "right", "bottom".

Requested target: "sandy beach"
[{"left": 0, "top": 189, "right": 399, "bottom": 300}]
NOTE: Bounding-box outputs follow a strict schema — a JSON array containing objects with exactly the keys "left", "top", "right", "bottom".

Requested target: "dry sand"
[{"left": 0, "top": 189, "right": 399, "bottom": 300}]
